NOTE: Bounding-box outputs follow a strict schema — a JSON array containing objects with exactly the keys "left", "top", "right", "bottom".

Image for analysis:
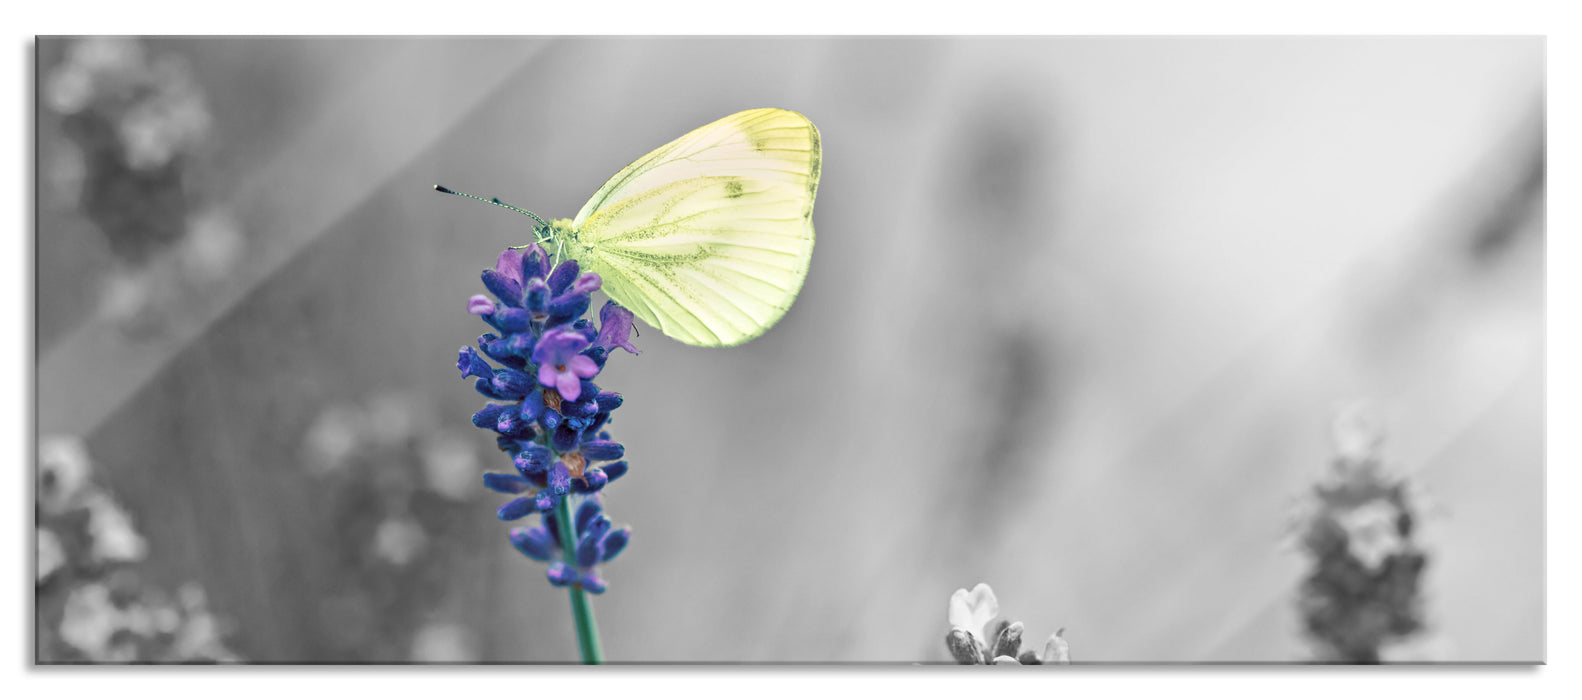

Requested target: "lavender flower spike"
[{"left": 456, "top": 247, "right": 638, "bottom": 605}]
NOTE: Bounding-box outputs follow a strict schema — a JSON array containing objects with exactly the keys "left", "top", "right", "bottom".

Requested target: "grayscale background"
[{"left": 34, "top": 36, "right": 1544, "bottom": 663}]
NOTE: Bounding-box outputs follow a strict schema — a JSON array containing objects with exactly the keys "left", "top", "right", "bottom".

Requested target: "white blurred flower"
[
  {"left": 177, "top": 582, "right": 208, "bottom": 611},
  {"left": 119, "top": 102, "right": 180, "bottom": 170},
  {"left": 38, "top": 528, "right": 67, "bottom": 583},
  {"left": 421, "top": 433, "right": 480, "bottom": 501},
  {"left": 70, "top": 36, "right": 145, "bottom": 76},
  {"left": 152, "top": 603, "right": 182, "bottom": 635},
  {"left": 171, "top": 582, "right": 241, "bottom": 662},
  {"left": 945, "top": 584, "right": 1071, "bottom": 665},
  {"left": 39, "top": 434, "right": 94, "bottom": 515},
  {"left": 1331, "top": 400, "right": 1386, "bottom": 467},
  {"left": 180, "top": 208, "right": 245, "bottom": 282},
  {"left": 174, "top": 612, "right": 239, "bottom": 662},
  {"left": 60, "top": 583, "right": 124, "bottom": 659},
  {"left": 303, "top": 405, "right": 367, "bottom": 476},
  {"left": 948, "top": 582, "right": 1000, "bottom": 645},
  {"left": 373, "top": 516, "right": 428, "bottom": 567},
  {"left": 84, "top": 493, "right": 149, "bottom": 563},
  {"left": 94, "top": 46, "right": 208, "bottom": 171},
  {"left": 123, "top": 602, "right": 156, "bottom": 636},
  {"left": 410, "top": 622, "right": 477, "bottom": 663},
  {"left": 1336, "top": 501, "right": 1405, "bottom": 571},
  {"left": 148, "top": 53, "right": 211, "bottom": 133},
  {"left": 99, "top": 268, "right": 153, "bottom": 326},
  {"left": 1041, "top": 629, "right": 1071, "bottom": 664},
  {"left": 44, "top": 64, "right": 94, "bottom": 114},
  {"left": 173, "top": 611, "right": 220, "bottom": 660},
  {"left": 365, "top": 392, "right": 427, "bottom": 449},
  {"left": 118, "top": 87, "right": 210, "bottom": 171},
  {"left": 48, "top": 37, "right": 144, "bottom": 115}
]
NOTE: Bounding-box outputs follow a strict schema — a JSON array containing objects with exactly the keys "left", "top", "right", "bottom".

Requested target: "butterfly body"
[{"left": 534, "top": 108, "right": 821, "bottom": 348}]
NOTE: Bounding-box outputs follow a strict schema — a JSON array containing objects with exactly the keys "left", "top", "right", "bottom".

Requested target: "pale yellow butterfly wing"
[{"left": 566, "top": 108, "right": 820, "bottom": 347}]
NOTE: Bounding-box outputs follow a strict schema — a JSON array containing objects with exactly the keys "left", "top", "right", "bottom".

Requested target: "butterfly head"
[
  {"left": 434, "top": 185, "right": 584, "bottom": 265},
  {"left": 526, "top": 218, "right": 580, "bottom": 268}
]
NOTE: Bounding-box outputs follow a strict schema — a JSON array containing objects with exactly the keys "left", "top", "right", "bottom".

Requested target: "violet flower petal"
[
  {"left": 494, "top": 248, "right": 525, "bottom": 286},
  {"left": 568, "top": 354, "right": 599, "bottom": 379},
  {"left": 556, "top": 370, "right": 582, "bottom": 400},
  {"left": 595, "top": 301, "right": 641, "bottom": 355}
]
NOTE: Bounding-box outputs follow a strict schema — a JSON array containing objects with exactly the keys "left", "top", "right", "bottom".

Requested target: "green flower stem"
[
  {"left": 534, "top": 394, "right": 605, "bottom": 664},
  {"left": 553, "top": 490, "right": 604, "bottom": 664}
]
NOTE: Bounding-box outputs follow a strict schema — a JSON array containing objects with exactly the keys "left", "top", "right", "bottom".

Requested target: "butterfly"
[{"left": 440, "top": 108, "right": 821, "bottom": 348}]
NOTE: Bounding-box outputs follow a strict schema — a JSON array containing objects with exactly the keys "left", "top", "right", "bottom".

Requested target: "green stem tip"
[{"left": 553, "top": 495, "right": 605, "bottom": 664}]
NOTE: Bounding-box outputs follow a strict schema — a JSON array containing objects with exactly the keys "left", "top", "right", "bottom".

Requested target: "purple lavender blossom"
[
  {"left": 532, "top": 328, "right": 599, "bottom": 401},
  {"left": 454, "top": 245, "right": 638, "bottom": 594},
  {"left": 456, "top": 347, "right": 493, "bottom": 381},
  {"left": 508, "top": 496, "right": 631, "bottom": 591},
  {"left": 480, "top": 248, "right": 526, "bottom": 306},
  {"left": 595, "top": 301, "right": 641, "bottom": 356}
]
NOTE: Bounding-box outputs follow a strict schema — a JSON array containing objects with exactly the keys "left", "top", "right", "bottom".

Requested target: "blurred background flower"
[
  {"left": 946, "top": 583, "right": 1070, "bottom": 665},
  {"left": 35, "top": 436, "right": 241, "bottom": 663},
  {"left": 40, "top": 36, "right": 243, "bottom": 339},
  {"left": 1289, "top": 403, "right": 1438, "bottom": 663},
  {"left": 294, "top": 391, "right": 489, "bottom": 661}
]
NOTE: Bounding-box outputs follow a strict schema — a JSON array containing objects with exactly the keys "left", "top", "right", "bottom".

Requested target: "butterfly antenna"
[{"left": 433, "top": 185, "right": 551, "bottom": 229}]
